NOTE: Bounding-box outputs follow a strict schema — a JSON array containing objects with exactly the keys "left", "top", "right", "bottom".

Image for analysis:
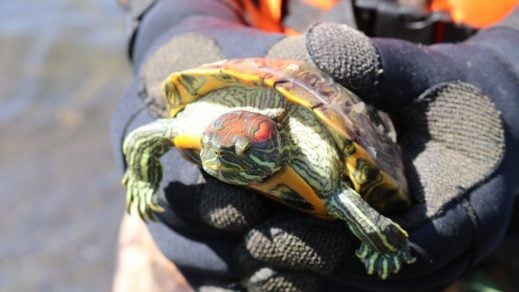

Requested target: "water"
[{"left": 0, "top": 1, "right": 132, "bottom": 290}]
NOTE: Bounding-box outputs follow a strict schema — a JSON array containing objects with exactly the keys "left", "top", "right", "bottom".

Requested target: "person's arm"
[
  {"left": 111, "top": 0, "right": 288, "bottom": 288},
  {"left": 225, "top": 11, "right": 519, "bottom": 291},
  {"left": 111, "top": 1, "right": 519, "bottom": 290},
  {"left": 195, "top": 9, "right": 519, "bottom": 292}
]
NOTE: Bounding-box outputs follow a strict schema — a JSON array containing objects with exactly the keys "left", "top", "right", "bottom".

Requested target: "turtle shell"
[{"left": 162, "top": 58, "right": 409, "bottom": 212}]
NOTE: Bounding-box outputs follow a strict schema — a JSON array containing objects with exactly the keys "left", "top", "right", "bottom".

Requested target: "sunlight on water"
[
  {"left": 0, "top": 0, "right": 132, "bottom": 291},
  {"left": 0, "top": 0, "right": 128, "bottom": 121}
]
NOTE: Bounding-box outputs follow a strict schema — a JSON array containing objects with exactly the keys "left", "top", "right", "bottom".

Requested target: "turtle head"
[{"left": 200, "top": 110, "right": 285, "bottom": 185}]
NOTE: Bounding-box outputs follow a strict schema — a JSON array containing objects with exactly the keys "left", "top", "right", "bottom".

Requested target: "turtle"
[{"left": 122, "top": 58, "right": 415, "bottom": 279}]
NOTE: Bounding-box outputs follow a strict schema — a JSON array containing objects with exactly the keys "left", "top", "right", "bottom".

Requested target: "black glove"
[
  {"left": 218, "top": 16, "right": 519, "bottom": 292},
  {"left": 194, "top": 15, "right": 519, "bottom": 292},
  {"left": 112, "top": 0, "right": 519, "bottom": 290},
  {"left": 111, "top": 0, "right": 287, "bottom": 288},
  {"left": 113, "top": 2, "right": 355, "bottom": 289}
]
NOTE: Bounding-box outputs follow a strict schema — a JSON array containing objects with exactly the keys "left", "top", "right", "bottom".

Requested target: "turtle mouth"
[
  {"left": 202, "top": 161, "right": 242, "bottom": 173},
  {"left": 202, "top": 160, "right": 251, "bottom": 185}
]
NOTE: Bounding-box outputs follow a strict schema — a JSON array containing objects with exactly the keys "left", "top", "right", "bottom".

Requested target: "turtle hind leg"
[
  {"left": 325, "top": 184, "right": 416, "bottom": 279},
  {"left": 122, "top": 119, "right": 180, "bottom": 221}
]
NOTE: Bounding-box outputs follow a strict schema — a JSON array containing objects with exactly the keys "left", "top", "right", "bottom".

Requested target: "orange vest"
[
  {"left": 430, "top": 0, "right": 518, "bottom": 28},
  {"left": 236, "top": 0, "right": 339, "bottom": 34},
  {"left": 237, "top": 0, "right": 517, "bottom": 33}
]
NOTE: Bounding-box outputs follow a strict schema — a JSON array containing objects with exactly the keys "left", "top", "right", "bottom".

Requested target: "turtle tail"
[{"left": 122, "top": 119, "right": 178, "bottom": 221}]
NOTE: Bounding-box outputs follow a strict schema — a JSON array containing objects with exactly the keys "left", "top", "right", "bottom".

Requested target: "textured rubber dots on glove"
[
  {"left": 196, "top": 24, "right": 507, "bottom": 291},
  {"left": 126, "top": 16, "right": 511, "bottom": 291},
  {"left": 305, "top": 24, "right": 505, "bottom": 223}
]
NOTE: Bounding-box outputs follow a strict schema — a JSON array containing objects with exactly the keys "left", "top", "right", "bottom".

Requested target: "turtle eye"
[{"left": 234, "top": 137, "right": 251, "bottom": 156}]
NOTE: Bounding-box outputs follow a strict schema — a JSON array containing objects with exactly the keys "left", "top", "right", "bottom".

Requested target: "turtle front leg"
[
  {"left": 122, "top": 119, "right": 180, "bottom": 221},
  {"left": 326, "top": 184, "right": 415, "bottom": 279}
]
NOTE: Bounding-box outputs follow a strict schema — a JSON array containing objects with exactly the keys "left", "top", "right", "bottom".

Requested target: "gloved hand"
[
  {"left": 205, "top": 20, "right": 519, "bottom": 291},
  {"left": 112, "top": 0, "right": 519, "bottom": 290},
  {"left": 110, "top": 0, "right": 296, "bottom": 290},
  {"left": 193, "top": 19, "right": 519, "bottom": 292}
]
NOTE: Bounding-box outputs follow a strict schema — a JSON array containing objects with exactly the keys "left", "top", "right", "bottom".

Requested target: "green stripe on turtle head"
[{"left": 200, "top": 110, "right": 287, "bottom": 185}]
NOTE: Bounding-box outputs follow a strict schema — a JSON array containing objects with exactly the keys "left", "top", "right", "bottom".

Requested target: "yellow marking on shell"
[
  {"left": 250, "top": 165, "right": 331, "bottom": 219},
  {"left": 165, "top": 67, "right": 271, "bottom": 117},
  {"left": 166, "top": 59, "right": 351, "bottom": 147},
  {"left": 173, "top": 134, "right": 202, "bottom": 150},
  {"left": 223, "top": 68, "right": 269, "bottom": 85},
  {"left": 165, "top": 58, "right": 410, "bottom": 213},
  {"left": 165, "top": 68, "right": 223, "bottom": 116},
  {"left": 345, "top": 142, "right": 375, "bottom": 191},
  {"left": 275, "top": 87, "right": 312, "bottom": 108},
  {"left": 344, "top": 141, "right": 403, "bottom": 201},
  {"left": 313, "top": 111, "right": 351, "bottom": 144}
]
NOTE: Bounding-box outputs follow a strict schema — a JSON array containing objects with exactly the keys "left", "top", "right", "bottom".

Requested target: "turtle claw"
[
  {"left": 356, "top": 242, "right": 416, "bottom": 279},
  {"left": 122, "top": 171, "right": 163, "bottom": 222}
]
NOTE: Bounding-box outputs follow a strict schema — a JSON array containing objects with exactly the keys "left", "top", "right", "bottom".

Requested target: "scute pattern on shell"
[{"left": 162, "top": 58, "right": 408, "bottom": 204}]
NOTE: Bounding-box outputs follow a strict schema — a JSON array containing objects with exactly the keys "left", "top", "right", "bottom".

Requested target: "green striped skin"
[
  {"left": 284, "top": 105, "right": 342, "bottom": 197},
  {"left": 122, "top": 86, "right": 292, "bottom": 219},
  {"left": 122, "top": 119, "right": 178, "bottom": 220},
  {"left": 326, "top": 186, "right": 415, "bottom": 279},
  {"left": 200, "top": 110, "right": 287, "bottom": 185},
  {"left": 342, "top": 140, "right": 411, "bottom": 214},
  {"left": 122, "top": 85, "right": 414, "bottom": 279}
]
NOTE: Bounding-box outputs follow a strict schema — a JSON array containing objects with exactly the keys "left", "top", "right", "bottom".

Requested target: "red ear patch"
[{"left": 253, "top": 121, "right": 273, "bottom": 143}]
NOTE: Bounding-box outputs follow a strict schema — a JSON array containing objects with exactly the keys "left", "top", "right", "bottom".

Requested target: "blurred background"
[
  {"left": 1, "top": 1, "right": 518, "bottom": 291},
  {"left": 0, "top": 1, "right": 131, "bottom": 291}
]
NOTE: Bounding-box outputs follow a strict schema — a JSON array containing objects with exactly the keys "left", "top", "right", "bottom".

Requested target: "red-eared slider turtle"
[{"left": 122, "top": 58, "right": 415, "bottom": 279}]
